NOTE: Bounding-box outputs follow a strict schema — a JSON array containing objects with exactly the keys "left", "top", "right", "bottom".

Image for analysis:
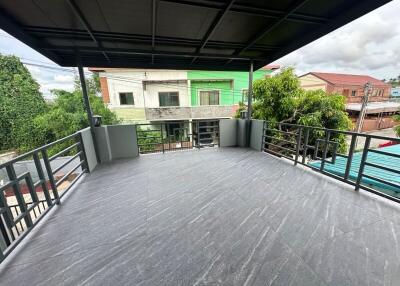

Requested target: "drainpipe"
[
  {"left": 246, "top": 60, "right": 254, "bottom": 147},
  {"left": 77, "top": 63, "right": 100, "bottom": 163}
]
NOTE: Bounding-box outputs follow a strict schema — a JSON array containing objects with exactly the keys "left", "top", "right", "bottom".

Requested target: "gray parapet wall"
[
  {"left": 250, "top": 120, "right": 265, "bottom": 151},
  {"left": 94, "top": 124, "right": 139, "bottom": 163},
  {"left": 219, "top": 119, "right": 238, "bottom": 147}
]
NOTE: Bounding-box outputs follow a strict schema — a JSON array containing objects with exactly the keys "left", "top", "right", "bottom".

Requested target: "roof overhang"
[
  {"left": 346, "top": 102, "right": 400, "bottom": 114},
  {"left": 0, "top": 0, "right": 391, "bottom": 71}
]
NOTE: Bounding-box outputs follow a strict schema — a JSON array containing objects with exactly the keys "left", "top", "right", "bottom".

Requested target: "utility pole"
[{"left": 355, "top": 82, "right": 372, "bottom": 133}]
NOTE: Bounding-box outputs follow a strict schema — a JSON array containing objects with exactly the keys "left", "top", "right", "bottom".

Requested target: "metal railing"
[
  {"left": 0, "top": 132, "right": 88, "bottom": 262},
  {"left": 135, "top": 120, "right": 220, "bottom": 154},
  {"left": 262, "top": 121, "right": 400, "bottom": 203}
]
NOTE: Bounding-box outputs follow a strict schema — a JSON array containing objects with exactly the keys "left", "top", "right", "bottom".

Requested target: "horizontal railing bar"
[
  {"left": 0, "top": 133, "right": 80, "bottom": 168},
  {"left": 137, "top": 136, "right": 162, "bottom": 140},
  {"left": 199, "top": 131, "right": 217, "bottom": 135},
  {"left": 55, "top": 161, "right": 84, "bottom": 188},
  {"left": 266, "top": 121, "right": 400, "bottom": 142},
  {"left": 336, "top": 154, "right": 349, "bottom": 159},
  {"left": 49, "top": 142, "right": 81, "bottom": 162},
  {"left": 264, "top": 129, "right": 297, "bottom": 135},
  {"left": 263, "top": 135, "right": 296, "bottom": 145},
  {"left": 198, "top": 126, "right": 218, "bottom": 129},
  {"left": 16, "top": 172, "right": 30, "bottom": 181},
  {"left": 137, "top": 129, "right": 161, "bottom": 132},
  {"left": 263, "top": 148, "right": 294, "bottom": 161},
  {"left": 362, "top": 174, "right": 400, "bottom": 190},
  {"left": 138, "top": 142, "right": 163, "bottom": 146},
  {"left": 52, "top": 152, "right": 82, "bottom": 175},
  {"left": 358, "top": 184, "right": 400, "bottom": 204},
  {"left": 3, "top": 203, "right": 54, "bottom": 259},
  {"left": 58, "top": 170, "right": 86, "bottom": 199},
  {"left": 33, "top": 180, "right": 45, "bottom": 188},
  {"left": 367, "top": 148, "right": 400, "bottom": 159},
  {"left": 7, "top": 199, "right": 48, "bottom": 208},
  {"left": 364, "top": 162, "right": 400, "bottom": 175},
  {"left": 0, "top": 180, "right": 17, "bottom": 192},
  {"left": 135, "top": 123, "right": 163, "bottom": 126},
  {"left": 265, "top": 142, "right": 296, "bottom": 153}
]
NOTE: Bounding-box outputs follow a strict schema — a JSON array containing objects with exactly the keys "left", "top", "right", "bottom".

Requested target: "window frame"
[
  {"left": 119, "top": 92, "right": 134, "bottom": 105},
  {"left": 158, "top": 91, "right": 180, "bottom": 107},
  {"left": 198, "top": 89, "right": 221, "bottom": 106},
  {"left": 242, "top": 89, "right": 248, "bottom": 103},
  {"left": 351, "top": 90, "right": 357, "bottom": 97}
]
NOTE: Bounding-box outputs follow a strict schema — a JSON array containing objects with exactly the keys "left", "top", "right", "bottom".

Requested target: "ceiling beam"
[
  {"left": 24, "top": 26, "right": 280, "bottom": 51},
  {"left": 151, "top": 0, "right": 158, "bottom": 64},
  {"left": 41, "top": 45, "right": 268, "bottom": 61},
  {"left": 161, "top": 0, "right": 328, "bottom": 25},
  {"left": 66, "top": 0, "right": 110, "bottom": 62},
  {"left": 0, "top": 8, "right": 62, "bottom": 63},
  {"left": 226, "top": 0, "right": 311, "bottom": 65},
  {"left": 191, "top": 0, "right": 236, "bottom": 64}
]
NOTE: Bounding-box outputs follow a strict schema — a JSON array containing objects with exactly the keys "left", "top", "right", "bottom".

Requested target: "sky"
[{"left": 0, "top": 0, "right": 399, "bottom": 98}]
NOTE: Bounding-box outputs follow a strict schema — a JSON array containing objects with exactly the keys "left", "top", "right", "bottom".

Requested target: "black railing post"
[
  {"left": 320, "top": 130, "right": 330, "bottom": 171},
  {"left": 6, "top": 165, "right": 33, "bottom": 228},
  {"left": 302, "top": 127, "right": 310, "bottom": 164},
  {"left": 344, "top": 134, "right": 357, "bottom": 181},
  {"left": 160, "top": 124, "right": 165, "bottom": 153},
  {"left": 77, "top": 132, "right": 89, "bottom": 173},
  {"left": 33, "top": 153, "right": 53, "bottom": 207},
  {"left": 41, "top": 150, "right": 60, "bottom": 204},
  {"left": 294, "top": 126, "right": 302, "bottom": 165},
  {"left": 355, "top": 136, "right": 371, "bottom": 191}
]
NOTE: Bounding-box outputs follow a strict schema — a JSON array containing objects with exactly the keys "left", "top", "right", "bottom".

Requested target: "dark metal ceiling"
[{"left": 0, "top": 0, "right": 391, "bottom": 71}]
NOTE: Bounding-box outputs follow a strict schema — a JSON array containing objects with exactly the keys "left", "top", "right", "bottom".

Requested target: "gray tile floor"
[{"left": 1, "top": 147, "right": 400, "bottom": 286}]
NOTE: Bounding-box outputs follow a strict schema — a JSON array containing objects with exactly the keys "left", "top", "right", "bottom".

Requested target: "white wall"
[
  {"left": 298, "top": 74, "right": 327, "bottom": 91},
  {"left": 145, "top": 81, "right": 189, "bottom": 107},
  {"left": 100, "top": 69, "right": 188, "bottom": 108}
]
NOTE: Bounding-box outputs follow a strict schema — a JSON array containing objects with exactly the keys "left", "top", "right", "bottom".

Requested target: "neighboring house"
[
  {"left": 299, "top": 72, "right": 398, "bottom": 132},
  {"left": 90, "top": 66, "right": 279, "bottom": 125},
  {"left": 391, "top": 87, "right": 400, "bottom": 97},
  {"left": 299, "top": 72, "right": 391, "bottom": 103}
]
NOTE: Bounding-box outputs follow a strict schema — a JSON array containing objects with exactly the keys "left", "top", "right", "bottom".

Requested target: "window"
[
  {"left": 199, "top": 90, "right": 220, "bottom": 105},
  {"left": 159, "top": 92, "right": 179, "bottom": 107},
  {"left": 342, "top": 89, "right": 349, "bottom": 96},
  {"left": 119, "top": 92, "right": 134, "bottom": 105},
  {"left": 242, "top": 89, "right": 248, "bottom": 102},
  {"left": 351, "top": 90, "right": 357, "bottom": 97}
]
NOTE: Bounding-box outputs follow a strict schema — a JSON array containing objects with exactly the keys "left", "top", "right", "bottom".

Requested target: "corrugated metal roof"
[{"left": 0, "top": 0, "right": 392, "bottom": 70}]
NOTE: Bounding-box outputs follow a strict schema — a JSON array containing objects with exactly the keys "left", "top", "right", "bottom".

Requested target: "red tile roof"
[
  {"left": 261, "top": 64, "right": 280, "bottom": 71},
  {"left": 304, "top": 72, "right": 390, "bottom": 87}
]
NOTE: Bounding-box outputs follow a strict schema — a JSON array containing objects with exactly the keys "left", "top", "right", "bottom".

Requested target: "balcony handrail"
[
  {"left": 266, "top": 121, "right": 400, "bottom": 142},
  {"left": 262, "top": 121, "right": 400, "bottom": 203},
  {"left": 0, "top": 130, "right": 89, "bottom": 263},
  {"left": 0, "top": 132, "right": 80, "bottom": 169}
]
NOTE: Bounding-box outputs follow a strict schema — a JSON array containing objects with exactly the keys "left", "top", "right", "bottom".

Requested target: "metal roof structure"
[{"left": 0, "top": 0, "right": 392, "bottom": 71}]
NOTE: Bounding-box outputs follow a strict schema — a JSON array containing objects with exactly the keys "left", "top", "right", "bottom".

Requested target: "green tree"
[
  {"left": 0, "top": 54, "right": 48, "bottom": 153},
  {"left": 34, "top": 73, "right": 119, "bottom": 155},
  {"left": 394, "top": 114, "right": 400, "bottom": 137},
  {"left": 251, "top": 68, "right": 352, "bottom": 152}
]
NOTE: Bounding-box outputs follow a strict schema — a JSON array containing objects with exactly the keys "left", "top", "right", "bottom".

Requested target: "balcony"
[
  {"left": 145, "top": 106, "right": 235, "bottom": 121},
  {"left": 0, "top": 120, "right": 400, "bottom": 285}
]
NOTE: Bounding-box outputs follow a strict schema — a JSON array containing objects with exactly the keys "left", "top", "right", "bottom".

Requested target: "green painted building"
[{"left": 188, "top": 68, "right": 276, "bottom": 106}]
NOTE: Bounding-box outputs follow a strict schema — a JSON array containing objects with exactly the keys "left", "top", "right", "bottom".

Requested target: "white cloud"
[
  {"left": 274, "top": 1, "right": 400, "bottom": 80},
  {"left": 54, "top": 74, "right": 74, "bottom": 83}
]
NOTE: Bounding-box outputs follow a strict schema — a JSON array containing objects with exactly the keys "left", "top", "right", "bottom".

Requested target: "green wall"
[{"left": 188, "top": 70, "right": 272, "bottom": 106}]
